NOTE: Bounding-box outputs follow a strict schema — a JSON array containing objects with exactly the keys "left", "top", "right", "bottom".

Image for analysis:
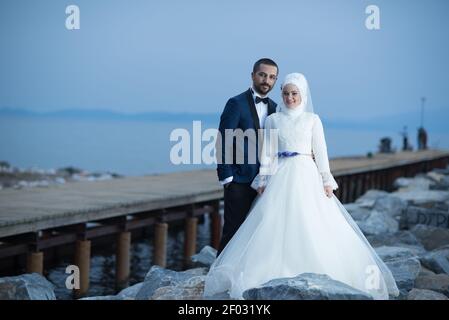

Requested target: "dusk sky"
[{"left": 1, "top": 0, "right": 448, "bottom": 122}]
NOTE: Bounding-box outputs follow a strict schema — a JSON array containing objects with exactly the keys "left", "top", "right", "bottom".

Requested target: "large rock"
[
  {"left": 375, "top": 246, "right": 417, "bottom": 262},
  {"left": 242, "top": 273, "right": 373, "bottom": 300},
  {"left": 0, "top": 273, "right": 56, "bottom": 300},
  {"left": 191, "top": 246, "right": 217, "bottom": 268},
  {"left": 403, "top": 207, "right": 449, "bottom": 229},
  {"left": 414, "top": 274, "right": 449, "bottom": 296},
  {"left": 432, "top": 167, "right": 449, "bottom": 175},
  {"left": 116, "top": 282, "right": 144, "bottom": 300},
  {"left": 410, "top": 224, "right": 449, "bottom": 251},
  {"left": 356, "top": 210, "right": 399, "bottom": 236},
  {"left": 419, "top": 246, "right": 449, "bottom": 275},
  {"left": 344, "top": 203, "right": 371, "bottom": 221},
  {"left": 79, "top": 295, "right": 120, "bottom": 300},
  {"left": 427, "top": 201, "right": 449, "bottom": 211},
  {"left": 355, "top": 190, "right": 389, "bottom": 208},
  {"left": 386, "top": 258, "right": 421, "bottom": 299},
  {"left": 135, "top": 266, "right": 207, "bottom": 300},
  {"left": 427, "top": 171, "right": 447, "bottom": 184},
  {"left": 366, "top": 231, "right": 424, "bottom": 252},
  {"left": 407, "top": 288, "right": 448, "bottom": 300},
  {"left": 428, "top": 172, "right": 449, "bottom": 191},
  {"left": 418, "top": 267, "right": 436, "bottom": 277},
  {"left": 80, "top": 282, "right": 144, "bottom": 300},
  {"left": 203, "top": 291, "right": 232, "bottom": 300},
  {"left": 392, "top": 190, "right": 449, "bottom": 207},
  {"left": 151, "top": 276, "right": 205, "bottom": 300},
  {"left": 373, "top": 195, "right": 408, "bottom": 220},
  {"left": 393, "top": 176, "right": 433, "bottom": 191}
]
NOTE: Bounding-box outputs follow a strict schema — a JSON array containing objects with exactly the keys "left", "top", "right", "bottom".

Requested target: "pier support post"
[
  {"left": 210, "top": 201, "right": 222, "bottom": 250},
  {"left": 184, "top": 216, "right": 198, "bottom": 266},
  {"left": 26, "top": 251, "right": 43, "bottom": 275},
  {"left": 74, "top": 239, "right": 91, "bottom": 298},
  {"left": 116, "top": 231, "right": 131, "bottom": 290},
  {"left": 154, "top": 222, "right": 168, "bottom": 267}
]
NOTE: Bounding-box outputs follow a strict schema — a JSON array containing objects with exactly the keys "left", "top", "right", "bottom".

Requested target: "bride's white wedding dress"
[{"left": 204, "top": 104, "right": 399, "bottom": 300}]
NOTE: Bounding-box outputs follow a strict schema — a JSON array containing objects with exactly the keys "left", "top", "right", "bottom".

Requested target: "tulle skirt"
[{"left": 204, "top": 156, "right": 399, "bottom": 300}]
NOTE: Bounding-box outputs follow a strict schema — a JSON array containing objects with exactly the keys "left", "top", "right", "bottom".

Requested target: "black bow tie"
[{"left": 255, "top": 96, "right": 269, "bottom": 104}]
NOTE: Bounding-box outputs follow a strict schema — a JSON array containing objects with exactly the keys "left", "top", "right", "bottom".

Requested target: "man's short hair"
[{"left": 253, "top": 58, "right": 278, "bottom": 74}]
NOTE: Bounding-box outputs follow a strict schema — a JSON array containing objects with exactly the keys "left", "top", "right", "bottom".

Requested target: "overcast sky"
[{"left": 1, "top": 0, "right": 448, "bottom": 121}]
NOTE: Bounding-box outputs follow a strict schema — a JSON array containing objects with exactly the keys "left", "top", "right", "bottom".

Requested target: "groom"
[{"left": 216, "top": 58, "right": 278, "bottom": 256}]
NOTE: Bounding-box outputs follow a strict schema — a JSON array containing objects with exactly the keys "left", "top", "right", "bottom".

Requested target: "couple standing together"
[{"left": 203, "top": 58, "right": 399, "bottom": 300}]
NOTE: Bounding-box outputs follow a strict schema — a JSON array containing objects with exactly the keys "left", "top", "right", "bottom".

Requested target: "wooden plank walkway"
[
  {"left": 1, "top": 149, "right": 448, "bottom": 239},
  {"left": 330, "top": 149, "right": 449, "bottom": 174},
  {"left": 0, "top": 170, "right": 222, "bottom": 238}
]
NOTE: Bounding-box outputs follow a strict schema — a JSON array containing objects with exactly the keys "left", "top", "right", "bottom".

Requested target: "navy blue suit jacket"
[{"left": 217, "top": 89, "right": 277, "bottom": 183}]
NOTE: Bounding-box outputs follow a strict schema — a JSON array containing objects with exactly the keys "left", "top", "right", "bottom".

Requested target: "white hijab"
[{"left": 278, "top": 73, "right": 314, "bottom": 118}]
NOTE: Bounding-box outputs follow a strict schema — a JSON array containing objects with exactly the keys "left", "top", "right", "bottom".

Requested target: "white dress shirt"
[
  {"left": 252, "top": 87, "right": 269, "bottom": 129},
  {"left": 220, "top": 87, "right": 270, "bottom": 186}
]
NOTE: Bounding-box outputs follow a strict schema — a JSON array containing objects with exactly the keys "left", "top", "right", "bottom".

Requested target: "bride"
[{"left": 203, "top": 73, "right": 399, "bottom": 300}]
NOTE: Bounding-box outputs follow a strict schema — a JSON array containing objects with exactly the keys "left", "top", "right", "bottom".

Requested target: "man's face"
[{"left": 251, "top": 64, "right": 278, "bottom": 96}]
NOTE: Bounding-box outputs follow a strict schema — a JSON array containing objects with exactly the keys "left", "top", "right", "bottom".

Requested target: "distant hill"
[
  {"left": 0, "top": 107, "right": 219, "bottom": 124},
  {"left": 0, "top": 107, "right": 447, "bottom": 132}
]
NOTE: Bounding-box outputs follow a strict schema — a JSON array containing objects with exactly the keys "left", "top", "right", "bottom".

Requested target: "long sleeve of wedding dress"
[{"left": 312, "top": 115, "right": 339, "bottom": 190}]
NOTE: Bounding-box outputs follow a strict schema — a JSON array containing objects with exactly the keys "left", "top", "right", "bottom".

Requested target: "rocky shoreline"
[
  {"left": 1, "top": 166, "right": 449, "bottom": 300},
  {"left": 0, "top": 160, "right": 122, "bottom": 190}
]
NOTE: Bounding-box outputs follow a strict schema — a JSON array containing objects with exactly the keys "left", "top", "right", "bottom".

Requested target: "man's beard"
[{"left": 254, "top": 83, "right": 272, "bottom": 95}]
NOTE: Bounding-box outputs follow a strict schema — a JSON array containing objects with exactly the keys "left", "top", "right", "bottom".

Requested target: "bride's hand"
[
  {"left": 257, "top": 186, "right": 266, "bottom": 195},
  {"left": 324, "top": 186, "right": 333, "bottom": 198}
]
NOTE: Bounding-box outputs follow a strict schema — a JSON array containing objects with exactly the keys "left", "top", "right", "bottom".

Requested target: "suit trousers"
[{"left": 217, "top": 182, "right": 257, "bottom": 256}]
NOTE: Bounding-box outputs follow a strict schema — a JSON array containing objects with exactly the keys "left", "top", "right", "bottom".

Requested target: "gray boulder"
[
  {"left": 80, "top": 281, "right": 144, "bottom": 300},
  {"left": 427, "top": 171, "right": 449, "bottom": 191},
  {"left": 191, "top": 246, "right": 217, "bottom": 268},
  {"left": 392, "top": 190, "right": 449, "bottom": 207},
  {"left": 410, "top": 224, "right": 449, "bottom": 251},
  {"left": 385, "top": 258, "right": 421, "bottom": 299},
  {"left": 0, "top": 273, "right": 56, "bottom": 300},
  {"left": 432, "top": 167, "right": 449, "bottom": 175},
  {"left": 426, "top": 171, "right": 447, "bottom": 184},
  {"left": 116, "top": 282, "right": 144, "bottom": 300},
  {"left": 366, "top": 231, "right": 424, "bottom": 250},
  {"left": 344, "top": 203, "right": 371, "bottom": 221},
  {"left": 393, "top": 176, "right": 433, "bottom": 191},
  {"left": 407, "top": 288, "right": 448, "bottom": 300},
  {"left": 151, "top": 275, "right": 206, "bottom": 300},
  {"left": 135, "top": 266, "right": 207, "bottom": 300},
  {"left": 355, "top": 190, "right": 389, "bottom": 208},
  {"left": 79, "top": 295, "right": 120, "bottom": 300},
  {"left": 375, "top": 246, "right": 418, "bottom": 262},
  {"left": 419, "top": 246, "right": 449, "bottom": 275},
  {"left": 403, "top": 207, "right": 449, "bottom": 229},
  {"left": 203, "top": 291, "right": 232, "bottom": 300},
  {"left": 242, "top": 273, "right": 373, "bottom": 300},
  {"left": 357, "top": 210, "right": 399, "bottom": 236},
  {"left": 373, "top": 195, "right": 408, "bottom": 220},
  {"left": 414, "top": 274, "right": 449, "bottom": 297},
  {"left": 418, "top": 267, "right": 436, "bottom": 277}
]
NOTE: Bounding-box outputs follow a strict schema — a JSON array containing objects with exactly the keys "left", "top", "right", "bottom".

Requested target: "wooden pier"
[{"left": 0, "top": 149, "right": 448, "bottom": 296}]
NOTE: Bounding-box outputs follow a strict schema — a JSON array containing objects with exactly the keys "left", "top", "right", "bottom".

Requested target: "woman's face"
[{"left": 282, "top": 84, "right": 302, "bottom": 109}]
